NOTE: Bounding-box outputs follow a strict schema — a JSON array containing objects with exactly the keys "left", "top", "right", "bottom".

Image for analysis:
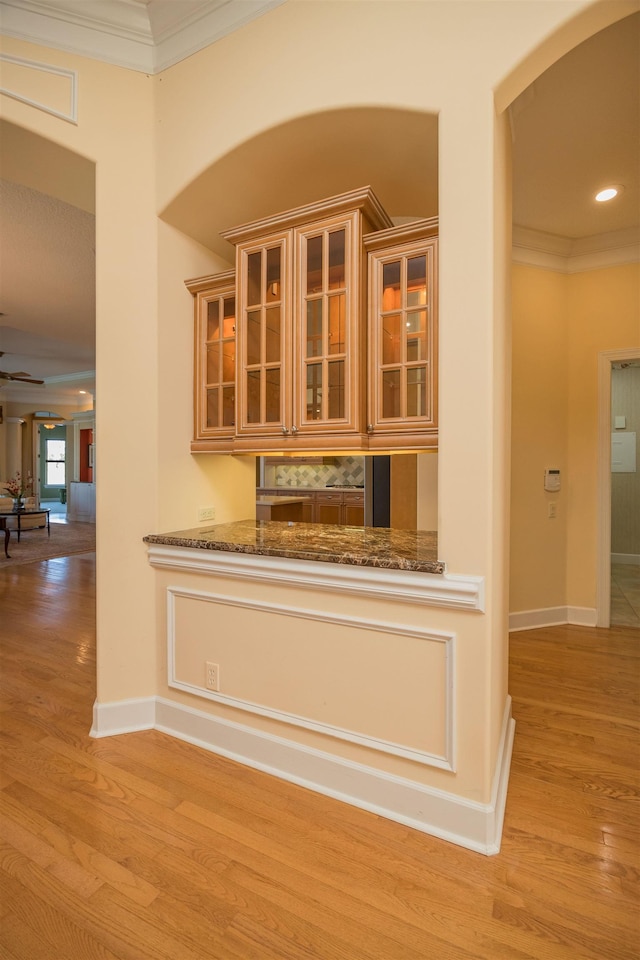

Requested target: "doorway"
[{"left": 597, "top": 349, "right": 640, "bottom": 628}]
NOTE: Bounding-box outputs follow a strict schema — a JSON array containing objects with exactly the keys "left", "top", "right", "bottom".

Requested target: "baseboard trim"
[
  {"left": 509, "top": 606, "right": 597, "bottom": 631},
  {"left": 89, "top": 694, "right": 515, "bottom": 856},
  {"left": 611, "top": 553, "right": 640, "bottom": 565},
  {"left": 90, "top": 696, "right": 156, "bottom": 737}
]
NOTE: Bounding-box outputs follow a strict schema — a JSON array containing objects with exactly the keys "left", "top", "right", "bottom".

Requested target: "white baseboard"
[
  {"left": 509, "top": 606, "right": 597, "bottom": 632},
  {"left": 90, "top": 696, "right": 155, "bottom": 737},
  {"left": 90, "top": 695, "right": 515, "bottom": 856},
  {"left": 611, "top": 553, "right": 640, "bottom": 565}
]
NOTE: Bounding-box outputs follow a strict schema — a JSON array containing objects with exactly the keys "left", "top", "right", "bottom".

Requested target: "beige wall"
[
  {"left": 510, "top": 262, "right": 640, "bottom": 615},
  {"left": 1, "top": 0, "right": 628, "bottom": 814}
]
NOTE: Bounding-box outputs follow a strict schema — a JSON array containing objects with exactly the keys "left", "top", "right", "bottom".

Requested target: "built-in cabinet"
[
  {"left": 259, "top": 487, "right": 364, "bottom": 526},
  {"left": 188, "top": 188, "right": 438, "bottom": 454}
]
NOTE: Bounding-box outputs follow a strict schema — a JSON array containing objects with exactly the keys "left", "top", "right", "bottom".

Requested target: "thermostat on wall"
[{"left": 544, "top": 469, "right": 560, "bottom": 492}]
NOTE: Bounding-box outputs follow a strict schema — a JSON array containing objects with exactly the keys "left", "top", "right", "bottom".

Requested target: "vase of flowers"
[{"left": 4, "top": 472, "right": 32, "bottom": 511}]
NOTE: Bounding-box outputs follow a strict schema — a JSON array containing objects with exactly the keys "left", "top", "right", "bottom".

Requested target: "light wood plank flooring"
[{"left": 1, "top": 555, "right": 638, "bottom": 959}]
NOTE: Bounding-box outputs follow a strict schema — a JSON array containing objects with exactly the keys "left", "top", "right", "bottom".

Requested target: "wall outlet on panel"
[
  {"left": 548, "top": 502, "right": 557, "bottom": 519},
  {"left": 198, "top": 506, "right": 216, "bottom": 522},
  {"left": 205, "top": 661, "right": 220, "bottom": 691}
]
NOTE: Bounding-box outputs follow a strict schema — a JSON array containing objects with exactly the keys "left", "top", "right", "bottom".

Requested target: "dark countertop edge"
[{"left": 143, "top": 531, "right": 445, "bottom": 576}]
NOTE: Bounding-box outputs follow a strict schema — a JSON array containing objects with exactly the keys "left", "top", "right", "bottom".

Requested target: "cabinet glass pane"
[
  {"left": 247, "top": 252, "right": 262, "bottom": 307},
  {"left": 207, "top": 301, "right": 220, "bottom": 341},
  {"left": 222, "top": 386, "right": 235, "bottom": 427},
  {"left": 382, "top": 314, "right": 401, "bottom": 365},
  {"left": 306, "top": 235, "right": 323, "bottom": 294},
  {"left": 222, "top": 341, "right": 235, "bottom": 382},
  {"left": 206, "top": 343, "right": 220, "bottom": 385},
  {"left": 223, "top": 297, "right": 235, "bottom": 337},
  {"left": 382, "top": 369, "right": 400, "bottom": 419},
  {"left": 266, "top": 247, "right": 281, "bottom": 303},
  {"left": 306, "top": 363, "right": 322, "bottom": 420},
  {"left": 247, "top": 310, "right": 261, "bottom": 366},
  {"left": 328, "top": 230, "right": 345, "bottom": 290},
  {"left": 406, "top": 310, "right": 427, "bottom": 362},
  {"left": 265, "top": 306, "right": 281, "bottom": 363},
  {"left": 306, "top": 300, "right": 323, "bottom": 357},
  {"left": 407, "top": 255, "right": 427, "bottom": 306},
  {"left": 206, "top": 388, "right": 219, "bottom": 428},
  {"left": 382, "top": 261, "right": 401, "bottom": 311},
  {"left": 265, "top": 368, "right": 280, "bottom": 422},
  {"left": 328, "top": 293, "right": 345, "bottom": 355},
  {"left": 407, "top": 367, "right": 427, "bottom": 417},
  {"left": 328, "top": 360, "right": 345, "bottom": 420},
  {"left": 247, "top": 370, "right": 261, "bottom": 423}
]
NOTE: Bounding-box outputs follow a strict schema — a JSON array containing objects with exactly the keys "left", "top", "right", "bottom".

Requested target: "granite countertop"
[
  {"left": 143, "top": 520, "right": 444, "bottom": 574},
  {"left": 256, "top": 495, "right": 308, "bottom": 505}
]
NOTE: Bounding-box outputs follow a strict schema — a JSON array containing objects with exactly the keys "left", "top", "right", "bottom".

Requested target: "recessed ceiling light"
[{"left": 595, "top": 185, "right": 623, "bottom": 202}]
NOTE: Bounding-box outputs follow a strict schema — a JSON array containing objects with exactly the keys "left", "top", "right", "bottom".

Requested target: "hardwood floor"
[{"left": 1, "top": 555, "right": 638, "bottom": 959}]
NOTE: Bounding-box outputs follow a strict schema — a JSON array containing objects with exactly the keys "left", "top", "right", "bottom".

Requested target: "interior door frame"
[{"left": 596, "top": 347, "right": 640, "bottom": 627}]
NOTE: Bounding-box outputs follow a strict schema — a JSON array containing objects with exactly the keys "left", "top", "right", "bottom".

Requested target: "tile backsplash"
[{"left": 263, "top": 456, "right": 365, "bottom": 488}]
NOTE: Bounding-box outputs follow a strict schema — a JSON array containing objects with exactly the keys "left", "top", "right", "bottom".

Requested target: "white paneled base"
[
  {"left": 509, "top": 606, "right": 597, "bottom": 632},
  {"left": 90, "top": 694, "right": 515, "bottom": 856}
]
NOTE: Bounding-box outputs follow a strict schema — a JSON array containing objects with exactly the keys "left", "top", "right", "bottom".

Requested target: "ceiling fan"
[{"left": 0, "top": 352, "right": 44, "bottom": 384}]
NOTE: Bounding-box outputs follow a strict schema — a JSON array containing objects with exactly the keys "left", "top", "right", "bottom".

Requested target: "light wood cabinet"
[
  {"left": 187, "top": 191, "right": 438, "bottom": 455},
  {"left": 186, "top": 271, "right": 236, "bottom": 452},
  {"left": 259, "top": 488, "right": 364, "bottom": 526},
  {"left": 364, "top": 220, "right": 438, "bottom": 449},
  {"left": 222, "top": 188, "right": 391, "bottom": 453}
]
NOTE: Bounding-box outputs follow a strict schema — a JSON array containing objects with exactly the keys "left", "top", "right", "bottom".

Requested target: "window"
[{"left": 46, "top": 439, "right": 66, "bottom": 486}]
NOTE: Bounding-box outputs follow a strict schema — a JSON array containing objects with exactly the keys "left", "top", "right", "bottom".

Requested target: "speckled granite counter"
[{"left": 143, "top": 520, "right": 444, "bottom": 574}]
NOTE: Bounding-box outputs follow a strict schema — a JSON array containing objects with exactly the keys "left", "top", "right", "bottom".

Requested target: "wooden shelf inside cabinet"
[
  {"left": 364, "top": 219, "right": 439, "bottom": 450},
  {"left": 186, "top": 270, "right": 237, "bottom": 450}
]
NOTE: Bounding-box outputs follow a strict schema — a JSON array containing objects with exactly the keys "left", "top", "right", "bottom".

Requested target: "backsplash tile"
[{"left": 266, "top": 456, "right": 365, "bottom": 488}]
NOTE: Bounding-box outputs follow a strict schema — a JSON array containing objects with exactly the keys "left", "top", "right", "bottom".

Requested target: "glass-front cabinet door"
[
  {"left": 294, "top": 213, "right": 361, "bottom": 437},
  {"left": 365, "top": 221, "right": 438, "bottom": 448},
  {"left": 235, "top": 232, "right": 290, "bottom": 438},
  {"left": 186, "top": 270, "right": 237, "bottom": 452}
]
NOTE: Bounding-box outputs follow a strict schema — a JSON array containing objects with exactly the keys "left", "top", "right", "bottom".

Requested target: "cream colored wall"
[
  {"left": 510, "top": 265, "right": 569, "bottom": 612},
  {"left": 152, "top": 0, "right": 605, "bottom": 805},
  {"left": 510, "top": 262, "right": 640, "bottom": 614},
  {"left": 0, "top": 37, "right": 160, "bottom": 702},
  {"left": 1, "top": 0, "right": 628, "bottom": 813}
]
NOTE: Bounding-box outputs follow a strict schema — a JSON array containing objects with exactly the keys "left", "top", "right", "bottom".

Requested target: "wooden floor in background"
[{"left": 1, "top": 555, "right": 638, "bottom": 960}]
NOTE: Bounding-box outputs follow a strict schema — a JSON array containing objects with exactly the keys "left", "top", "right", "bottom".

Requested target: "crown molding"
[
  {"left": 513, "top": 225, "right": 640, "bottom": 274},
  {"left": 0, "top": 0, "right": 286, "bottom": 73}
]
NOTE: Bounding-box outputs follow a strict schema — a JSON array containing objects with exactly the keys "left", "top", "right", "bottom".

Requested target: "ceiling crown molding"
[
  {"left": 512, "top": 225, "right": 640, "bottom": 274},
  {"left": 0, "top": 0, "right": 286, "bottom": 73}
]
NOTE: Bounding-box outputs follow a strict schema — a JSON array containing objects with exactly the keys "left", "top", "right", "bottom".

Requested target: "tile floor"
[{"left": 611, "top": 562, "right": 640, "bottom": 628}]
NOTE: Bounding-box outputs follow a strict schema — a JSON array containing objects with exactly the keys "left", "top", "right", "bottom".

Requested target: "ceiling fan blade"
[{"left": 0, "top": 372, "right": 45, "bottom": 384}]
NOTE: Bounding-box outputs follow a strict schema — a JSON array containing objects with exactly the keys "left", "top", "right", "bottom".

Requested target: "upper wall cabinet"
[
  {"left": 186, "top": 271, "right": 236, "bottom": 451},
  {"left": 364, "top": 219, "right": 439, "bottom": 449},
  {"left": 187, "top": 189, "right": 438, "bottom": 454}
]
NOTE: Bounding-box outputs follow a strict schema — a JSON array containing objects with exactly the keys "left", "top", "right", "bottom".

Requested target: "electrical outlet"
[
  {"left": 205, "top": 661, "right": 220, "bottom": 691},
  {"left": 198, "top": 506, "right": 216, "bottom": 522},
  {"left": 548, "top": 502, "right": 557, "bottom": 519}
]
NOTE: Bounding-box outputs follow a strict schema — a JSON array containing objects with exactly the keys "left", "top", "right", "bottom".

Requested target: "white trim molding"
[
  {"left": 0, "top": 0, "right": 286, "bottom": 74},
  {"left": 0, "top": 52, "right": 77, "bottom": 123},
  {"left": 612, "top": 553, "right": 640, "bottom": 565},
  {"left": 145, "top": 543, "right": 485, "bottom": 612},
  {"left": 90, "top": 694, "right": 515, "bottom": 856},
  {"left": 513, "top": 225, "right": 640, "bottom": 274},
  {"left": 167, "top": 585, "right": 457, "bottom": 771},
  {"left": 509, "top": 606, "right": 597, "bottom": 632}
]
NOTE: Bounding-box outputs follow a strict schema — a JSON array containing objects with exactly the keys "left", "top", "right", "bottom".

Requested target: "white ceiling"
[{"left": 0, "top": 2, "right": 638, "bottom": 404}]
